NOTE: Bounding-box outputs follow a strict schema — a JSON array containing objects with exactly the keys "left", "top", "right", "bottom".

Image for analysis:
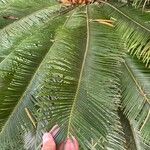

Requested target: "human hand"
[{"left": 41, "top": 125, "right": 79, "bottom": 150}]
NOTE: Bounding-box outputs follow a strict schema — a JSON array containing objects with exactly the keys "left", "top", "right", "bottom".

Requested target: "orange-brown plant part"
[{"left": 58, "top": 0, "right": 94, "bottom": 5}]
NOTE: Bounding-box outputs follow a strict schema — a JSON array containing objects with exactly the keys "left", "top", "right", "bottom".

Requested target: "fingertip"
[
  {"left": 50, "top": 124, "right": 60, "bottom": 137},
  {"left": 42, "top": 133, "right": 52, "bottom": 143}
]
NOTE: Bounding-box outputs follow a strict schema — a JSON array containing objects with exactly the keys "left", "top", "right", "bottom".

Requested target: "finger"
[
  {"left": 64, "top": 138, "right": 75, "bottom": 150},
  {"left": 49, "top": 124, "right": 60, "bottom": 137},
  {"left": 72, "top": 136, "right": 79, "bottom": 150},
  {"left": 42, "top": 133, "right": 56, "bottom": 150}
]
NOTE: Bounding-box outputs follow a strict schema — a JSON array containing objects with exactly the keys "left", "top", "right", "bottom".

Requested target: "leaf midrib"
[
  {"left": 123, "top": 61, "right": 150, "bottom": 104},
  {"left": 123, "top": 60, "right": 150, "bottom": 146},
  {"left": 67, "top": 5, "right": 90, "bottom": 136},
  {"left": 100, "top": 1, "right": 150, "bottom": 32}
]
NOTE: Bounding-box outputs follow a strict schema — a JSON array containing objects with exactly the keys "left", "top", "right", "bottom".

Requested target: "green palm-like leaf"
[
  {"left": 0, "top": 3, "right": 127, "bottom": 149},
  {"left": 0, "top": 4, "right": 71, "bottom": 149},
  {"left": 0, "top": 0, "right": 150, "bottom": 149},
  {"left": 0, "top": 0, "right": 57, "bottom": 28},
  {"left": 102, "top": 2, "right": 150, "bottom": 67},
  {"left": 121, "top": 55, "right": 150, "bottom": 144},
  {"left": 0, "top": 4, "right": 72, "bottom": 62},
  {"left": 34, "top": 5, "right": 126, "bottom": 150}
]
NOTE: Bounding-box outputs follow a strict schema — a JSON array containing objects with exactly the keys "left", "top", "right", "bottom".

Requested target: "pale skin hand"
[{"left": 41, "top": 125, "right": 79, "bottom": 150}]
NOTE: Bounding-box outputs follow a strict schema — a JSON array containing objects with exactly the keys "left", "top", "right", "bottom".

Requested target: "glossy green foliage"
[{"left": 0, "top": 0, "right": 149, "bottom": 149}]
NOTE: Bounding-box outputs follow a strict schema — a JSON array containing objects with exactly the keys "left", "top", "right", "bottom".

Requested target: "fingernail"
[
  {"left": 50, "top": 124, "right": 60, "bottom": 137},
  {"left": 42, "top": 133, "right": 52, "bottom": 143}
]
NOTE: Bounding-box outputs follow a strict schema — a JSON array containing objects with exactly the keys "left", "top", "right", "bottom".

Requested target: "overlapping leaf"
[
  {"left": 34, "top": 5, "right": 126, "bottom": 150},
  {"left": 102, "top": 2, "right": 150, "bottom": 67},
  {"left": 0, "top": 0, "right": 57, "bottom": 28},
  {"left": 0, "top": 4, "right": 69, "bottom": 149},
  {"left": 0, "top": 4, "right": 71, "bottom": 62},
  {"left": 121, "top": 55, "right": 150, "bottom": 144},
  {"left": 0, "top": 0, "right": 149, "bottom": 149}
]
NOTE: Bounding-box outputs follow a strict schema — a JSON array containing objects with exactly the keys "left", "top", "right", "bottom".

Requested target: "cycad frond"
[
  {"left": 102, "top": 2, "right": 150, "bottom": 67},
  {"left": 34, "top": 5, "right": 126, "bottom": 150},
  {"left": 0, "top": 1, "right": 149, "bottom": 149},
  {"left": 121, "top": 55, "right": 150, "bottom": 144},
  {"left": 0, "top": 6, "right": 68, "bottom": 149},
  {"left": 0, "top": 5, "right": 71, "bottom": 62},
  {"left": 0, "top": 0, "right": 57, "bottom": 28}
]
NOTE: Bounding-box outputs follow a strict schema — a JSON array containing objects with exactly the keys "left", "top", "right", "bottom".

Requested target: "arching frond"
[
  {"left": 0, "top": 6, "right": 69, "bottom": 149},
  {"left": 121, "top": 55, "right": 150, "bottom": 144},
  {"left": 0, "top": 5, "right": 71, "bottom": 62},
  {"left": 34, "top": 5, "right": 126, "bottom": 150},
  {"left": 101, "top": 2, "right": 150, "bottom": 67},
  {"left": 0, "top": 0, "right": 57, "bottom": 28},
  {"left": 0, "top": 1, "right": 149, "bottom": 149}
]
